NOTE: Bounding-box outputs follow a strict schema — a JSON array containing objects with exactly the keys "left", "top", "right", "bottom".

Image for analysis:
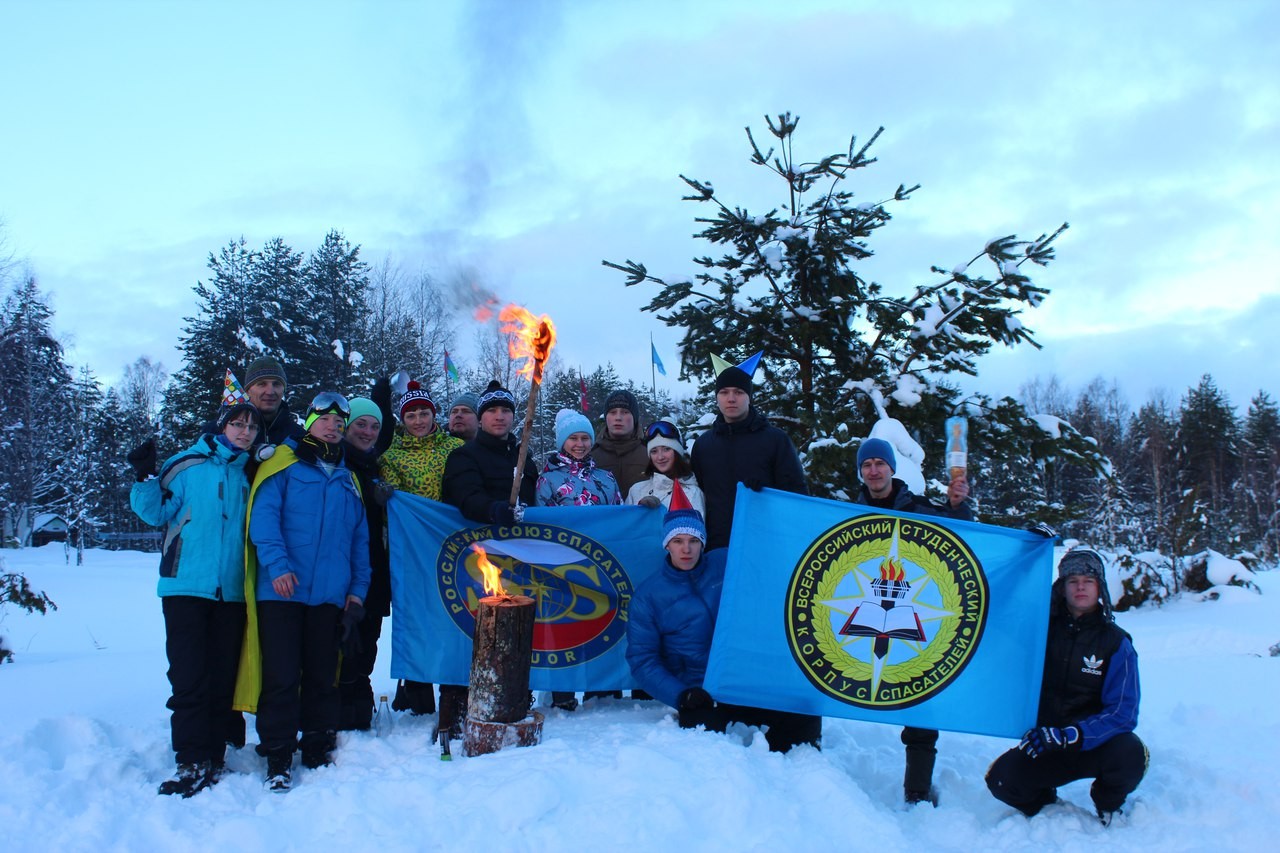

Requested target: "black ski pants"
[
  {"left": 255, "top": 600, "right": 341, "bottom": 755},
  {"left": 679, "top": 703, "right": 822, "bottom": 753},
  {"left": 903, "top": 726, "right": 940, "bottom": 794},
  {"left": 337, "top": 612, "right": 385, "bottom": 730},
  {"left": 986, "top": 731, "right": 1149, "bottom": 815},
  {"left": 162, "top": 595, "right": 246, "bottom": 765}
]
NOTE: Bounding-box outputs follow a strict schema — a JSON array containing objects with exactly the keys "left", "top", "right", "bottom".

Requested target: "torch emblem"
[{"left": 785, "top": 515, "right": 988, "bottom": 709}]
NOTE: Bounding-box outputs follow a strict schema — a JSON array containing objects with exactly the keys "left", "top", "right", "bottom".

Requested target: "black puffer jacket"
[
  {"left": 261, "top": 402, "right": 305, "bottom": 447},
  {"left": 690, "top": 407, "right": 807, "bottom": 550},
  {"left": 441, "top": 429, "right": 538, "bottom": 523}
]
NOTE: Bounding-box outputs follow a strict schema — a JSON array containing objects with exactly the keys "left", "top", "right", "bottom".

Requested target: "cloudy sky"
[{"left": 2, "top": 0, "right": 1276, "bottom": 414}]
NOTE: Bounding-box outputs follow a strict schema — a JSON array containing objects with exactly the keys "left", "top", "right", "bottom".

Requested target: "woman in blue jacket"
[
  {"left": 129, "top": 396, "right": 260, "bottom": 798},
  {"left": 246, "top": 392, "right": 372, "bottom": 792}
]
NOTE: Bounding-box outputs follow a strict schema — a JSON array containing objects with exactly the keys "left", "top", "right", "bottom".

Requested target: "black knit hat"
[
  {"left": 245, "top": 356, "right": 287, "bottom": 388},
  {"left": 714, "top": 366, "right": 752, "bottom": 395},
  {"left": 215, "top": 402, "right": 260, "bottom": 432},
  {"left": 604, "top": 389, "right": 640, "bottom": 423},
  {"left": 477, "top": 380, "right": 517, "bottom": 415}
]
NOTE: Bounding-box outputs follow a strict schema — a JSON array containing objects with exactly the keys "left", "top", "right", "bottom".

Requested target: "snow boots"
[
  {"left": 265, "top": 751, "right": 292, "bottom": 793},
  {"left": 300, "top": 729, "right": 337, "bottom": 770},
  {"left": 158, "top": 761, "right": 213, "bottom": 798}
]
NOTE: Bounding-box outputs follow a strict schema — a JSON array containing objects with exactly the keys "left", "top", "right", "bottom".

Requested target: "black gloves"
[
  {"left": 339, "top": 602, "right": 365, "bottom": 658},
  {"left": 743, "top": 479, "right": 764, "bottom": 492},
  {"left": 371, "top": 376, "right": 392, "bottom": 419},
  {"left": 489, "top": 501, "right": 518, "bottom": 526},
  {"left": 677, "top": 687, "right": 715, "bottom": 712},
  {"left": 1018, "top": 725, "right": 1081, "bottom": 758},
  {"left": 1027, "top": 521, "right": 1059, "bottom": 539},
  {"left": 373, "top": 480, "right": 396, "bottom": 507},
  {"left": 127, "top": 438, "right": 157, "bottom": 482}
]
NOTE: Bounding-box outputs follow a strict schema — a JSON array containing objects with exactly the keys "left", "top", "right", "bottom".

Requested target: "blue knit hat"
[
  {"left": 555, "top": 408, "right": 594, "bottom": 451},
  {"left": 662, "top": 480, "right": 706, "bottom": 548},
  {"left": 346, "top": 397, "right": 382, "bottom": 427},
  {"left": 857, "top": 437, "right": 897, "bottom": 474}
]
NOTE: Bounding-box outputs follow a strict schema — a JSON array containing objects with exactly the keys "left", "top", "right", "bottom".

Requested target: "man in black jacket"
[
  {"left": 690, "top": 360, "right": 807, "bottom": 552},
  {"left": 986, "top": 548, "right": 1146, "bottom": 826},
  {"left": 437, "top": 380, "right": 538, "bottom": 735},
  {"left": 853, "top": 436, "right": 971, "bottom": 806}
]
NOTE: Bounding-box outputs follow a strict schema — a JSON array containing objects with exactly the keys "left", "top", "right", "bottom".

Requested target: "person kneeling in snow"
[
  {"left": 985, "top": 548, "right": 1148, "bottom": 826},
  {"left": 625, "top": 481, "right": 821, "bottom": 752}
]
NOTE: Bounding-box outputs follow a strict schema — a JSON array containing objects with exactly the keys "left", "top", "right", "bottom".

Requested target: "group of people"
[{"left": 130, "top": 352, "right": 1146, "bottom": 824}]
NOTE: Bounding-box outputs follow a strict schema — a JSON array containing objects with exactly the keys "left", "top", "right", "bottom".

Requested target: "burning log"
[{"left": 463, "top": 544, "right": 544, "bottom": 757}]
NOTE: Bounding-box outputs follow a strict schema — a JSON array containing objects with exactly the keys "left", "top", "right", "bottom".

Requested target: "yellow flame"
[
  {"left": 471, "top": 543, "right": 506, "bottom": 597},
  {"left": 498, "top": 304, "right": 556, "bottom": 382}
]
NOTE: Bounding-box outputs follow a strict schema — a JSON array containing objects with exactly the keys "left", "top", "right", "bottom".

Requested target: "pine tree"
[
  {"left": 1128, "top": 395, "right": 1182, "bottom": 556},
  {"left": 1240, "top": 392, "right": 1280, "bottom": 560},
  {"left": 61, "top": 366, "right": 104, "bottom": 564},
  {"left": 1178, "top": 375, "right": 1240, "bottom": 551},
  {"left": 0, "top": 276, "right": 73, "bottom": 546},
  {"left": 605, "top": 113, "right": 1106, "bottom": 505},
  {"left": 166, "top": 238, "right": 263, "bottom": 437},
  {"left": 290, "top": 230, "right": 371, "bottom": 402}
]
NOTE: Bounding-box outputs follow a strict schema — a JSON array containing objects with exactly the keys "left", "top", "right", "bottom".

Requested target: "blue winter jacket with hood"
[
  {"left": 130, "top": 434, "right": 250, "bottom": 602},
  {"left": 625, "top": 547, "right": 728, "bottom": 708},
  {"left": 248, "top": 439, "right": 372, "bottom": 607}
]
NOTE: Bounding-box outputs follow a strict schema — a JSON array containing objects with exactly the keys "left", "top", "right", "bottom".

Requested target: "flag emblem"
[
  {"left": 785, "top": 515, "right": 988, "bottom": 709},
  {"left": 435, "top": 523, "right": 634, "bottom": 669}
]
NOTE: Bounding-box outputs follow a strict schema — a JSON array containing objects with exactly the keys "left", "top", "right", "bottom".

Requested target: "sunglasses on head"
[
  {"left": 645, "top": 420, "right": 680, "bottom": 441},
  {"left": 309, "top": 392, "right": 351, "bottom": 418}
]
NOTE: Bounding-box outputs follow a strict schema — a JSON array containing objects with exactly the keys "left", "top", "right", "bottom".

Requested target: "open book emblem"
[{"left": 838, "top": 551, "right": 927, "bottom": 645}]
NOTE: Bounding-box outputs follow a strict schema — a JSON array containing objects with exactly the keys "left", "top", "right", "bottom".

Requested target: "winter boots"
[
  {"left": 265, "top": 751, "right": 292, "bottom": 793},
  {"left": 158, "top": 761, "right": 214, "bottom": 798},
  {"left": 300, "top": 730, "right": 337, "bottom": 770}
]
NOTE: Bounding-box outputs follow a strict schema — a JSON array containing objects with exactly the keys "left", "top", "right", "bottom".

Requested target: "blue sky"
[{"left": 2, "top": 0, "right": 1277, "bottom": 414}]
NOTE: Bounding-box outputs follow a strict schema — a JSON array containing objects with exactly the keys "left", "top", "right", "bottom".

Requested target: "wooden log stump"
[
  {"left": 464, "top": 593, "right": 541, "bottom": 756},
  {"left": 463, "top": 710, "right": 544, "bottom": 758}
]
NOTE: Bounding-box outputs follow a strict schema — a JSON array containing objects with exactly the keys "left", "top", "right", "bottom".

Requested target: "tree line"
[{"left": 1, "top": 114, "right": 1274, "bottom": 600}]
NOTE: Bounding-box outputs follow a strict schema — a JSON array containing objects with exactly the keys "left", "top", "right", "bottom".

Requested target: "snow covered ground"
[{"left": 1, "top": 545, "right": 1277, "bottom": 852}]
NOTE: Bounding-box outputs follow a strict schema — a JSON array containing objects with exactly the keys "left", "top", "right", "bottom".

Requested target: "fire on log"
[{"left": 463, "top": 544, "right": 544, "bottom": 757}]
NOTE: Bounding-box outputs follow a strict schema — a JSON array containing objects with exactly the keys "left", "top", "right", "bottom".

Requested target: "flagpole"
[{"left": 650, "top": 333, "right": 657, "bottom": 403}]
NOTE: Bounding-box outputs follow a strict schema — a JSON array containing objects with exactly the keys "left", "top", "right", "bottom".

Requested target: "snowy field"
[{"left": 1, "top": 545, "right": 1277, "bottom": 853}]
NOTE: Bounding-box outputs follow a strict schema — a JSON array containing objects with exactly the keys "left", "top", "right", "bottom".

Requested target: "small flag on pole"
[
  {"left": 651, "top": 342, "right": 667, "bottom": 377},
  {"left": 579, "top": 376, "right": 590, "bottom": 412},
  {"left": 444, "top": 350, "right": 459, "bottom": 383}
]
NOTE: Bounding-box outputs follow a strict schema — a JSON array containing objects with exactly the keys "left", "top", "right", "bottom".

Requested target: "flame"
[
  {"left": 472, "top": 543, "right": 506, "bottom": 597},
  {"left": 879, "top": 556, "right": 904, "bottom": 582},
  {"left": 498, "top": 304, "right": 556, "bottom": 382}
]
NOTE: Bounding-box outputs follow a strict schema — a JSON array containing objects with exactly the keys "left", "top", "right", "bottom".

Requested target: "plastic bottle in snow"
[{"left": 375, "top": 694, "right": 394, "bottom": 737}]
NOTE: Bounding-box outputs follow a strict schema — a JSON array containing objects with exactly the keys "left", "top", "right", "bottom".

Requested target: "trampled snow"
[{"left": 2, "top": 545, "right": 1278, "bottom": 852}]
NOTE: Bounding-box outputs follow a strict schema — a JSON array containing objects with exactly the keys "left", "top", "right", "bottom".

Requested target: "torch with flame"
[
  {"left": 471, "top": 543, "right": 510, "bottom": 599},
  {"left": 498, "top": 305, "right": 557, "bottom": 506}
]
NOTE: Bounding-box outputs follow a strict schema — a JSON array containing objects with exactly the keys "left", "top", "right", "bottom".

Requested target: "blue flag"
[
  {"left": 387, "top": 494, "right": 665, "bottom": 691},
  {"left": 651, "top": 342, "right": 666, "bottom": 376},
  {"left": 703, "top": 486, "right": 1052, "bottom": 738}
]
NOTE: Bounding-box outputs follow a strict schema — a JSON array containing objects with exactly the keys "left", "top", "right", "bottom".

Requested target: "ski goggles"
[
  {"left": 644, "top": 420, "right": 681, "bottom": 441},
  {"left": 307, "top": 392, "right": 351, "bottom": 419}
]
